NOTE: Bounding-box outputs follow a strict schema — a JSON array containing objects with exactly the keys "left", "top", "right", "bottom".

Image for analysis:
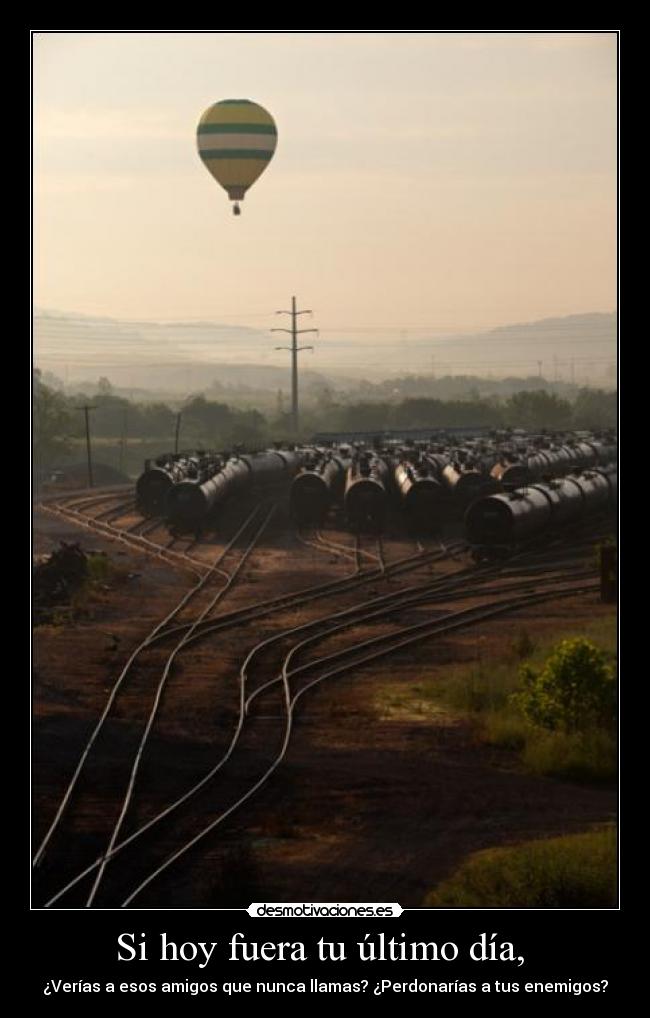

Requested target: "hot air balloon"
[{"left": 196, "top": 99, "right": 278, "bottom": 215}]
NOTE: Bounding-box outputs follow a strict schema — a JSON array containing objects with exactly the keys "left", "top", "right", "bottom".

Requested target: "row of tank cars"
[
  {"left": 134, "top": 430, "right": 617, "bottom": 552},
  {"left": 136, "top": 448, "right": 302, "bottom": 527},
  {"left": 298, "top": 434, "right": 617, "bottom": 548}
]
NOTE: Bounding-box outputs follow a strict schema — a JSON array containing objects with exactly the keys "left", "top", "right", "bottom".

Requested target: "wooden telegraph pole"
[{"left": 75, "top": 405, "right": 96, "bottom": 487}]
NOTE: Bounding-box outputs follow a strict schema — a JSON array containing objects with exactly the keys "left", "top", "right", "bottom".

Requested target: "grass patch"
[
  {"left": 423, "top": 826, "right": 617, "bottom": 908},
  {"left": 375, "top": 688, "right": 454, "bottom": 723},
  {"left": 70, "top": 553, "right": 130, "bottom": 618},
  {"left": 482, "top": 708, "right": 528, "bottom": 751},
  {"left": 521, "top": 728, "right": 617, "bottom": 782},
  {"left": 415, "top": 659, "right": 520, "bottom": 715},
  {"left": 86, "top": 552, "right": 113, "bottom": 583},
  {"left": 387, "top": 615, "right": 617, "bottom": 783},
  {"left": 483, "top": 710, "right": 616, "bottom": 781}
]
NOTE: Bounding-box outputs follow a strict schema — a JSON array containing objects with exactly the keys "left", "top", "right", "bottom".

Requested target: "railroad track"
[
  {"left": 241, "top": 563, "right": 597, "bottom": 713},
  {"left": 46, "top": 489, "right": 132, "bottom": 515},
  {"left": 38, "top": 537, "right": 468, "bottom": 906},
  {"left": 93, "top": 498, "right": 137, "bottom": 522},
  {"left": 109, "top": 537, "right": 469, "bottom": 652},
  {"left": 58, "top": 490, "right": 147, "bottom": 531},
  {"left": 297, "top": 527, "right": 383, "bottom": 572},
  {"left": 40, "top": 535, "right": 598, "bottom": 907},
  {"left": 351, "top": 532, "right": 386, "bottom": 573},
  {"left": 167, "top": 533, "right": 200, "bottom": 556},
  {"left": 124, "top": 516, "right": 166, "bottom": 538},
  {"left": 33, "top": 501, "right": 277, "bottom": 891},
  {"left": 117, "top": 570, "right": 599, "bottom": 907},
  {"left": 295, "top": 527, "right": 356, "bottom": 567},
  {"left": 40, "top": 499, "right": 207, "bottom": 577}
]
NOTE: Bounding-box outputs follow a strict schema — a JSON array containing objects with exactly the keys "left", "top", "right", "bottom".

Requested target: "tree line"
[{"left": 33, "top": 370, "right": 617, "bottom": 471}]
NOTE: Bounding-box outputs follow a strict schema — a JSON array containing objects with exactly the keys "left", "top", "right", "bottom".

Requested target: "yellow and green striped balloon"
[{"left": 196, "top": 99, "right": 278, "bottom": 215}]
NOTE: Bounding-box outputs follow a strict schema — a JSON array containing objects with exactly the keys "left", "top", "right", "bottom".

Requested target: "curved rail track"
[
  {"left": 296, "top": 527, "right": 383, "bottom": 572},
  {"left": 39, "top": 527, "right": 603, "bottom": 907},
  {"left": 120, "top": 573, "right": 599, "bottom": 906},
  {"left": 38, "top": 536, "right": 466, "bottom": 906},
  {"left": 33, "top": 501, "right": 276, "bottom": 876},
  {"left": 40, "top": 495, "right": 208, "bottom": 576}
]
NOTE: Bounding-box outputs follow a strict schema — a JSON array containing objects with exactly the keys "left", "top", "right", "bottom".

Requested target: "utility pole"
[
  {"left": 272, "top": 296, "right": 317, "bottom": 434},
  {"left": 75, "top": 405, "right": 96, "bottom": 488},
  {"left": 537, "top": 360, "right": 543, "bottom": 378},
  {"left": 174, "top": 412, "right": 182, "bottom": 455},
  {"left": 118, "top": 404, "right": 128, "bottom": 475}
]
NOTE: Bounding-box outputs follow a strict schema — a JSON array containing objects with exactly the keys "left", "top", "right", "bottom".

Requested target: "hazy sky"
[{"left": 34, "top": 31, "right": 617, "bottom": 334}]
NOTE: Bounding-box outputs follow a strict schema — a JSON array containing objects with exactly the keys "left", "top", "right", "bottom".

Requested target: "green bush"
[
  {"left": 86, "top": 552, "right": 112, "bottom": 582},
  {"left": 511, "top": 637, "right": 616, "bottom": 733},
  {"left": 423, "top": 827, "right": 617, "bottom": 908}
]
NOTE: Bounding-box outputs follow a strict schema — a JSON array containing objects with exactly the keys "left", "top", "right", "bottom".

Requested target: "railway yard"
[{"left": 32, "top": 431, "right": 618, "bottom": 909}]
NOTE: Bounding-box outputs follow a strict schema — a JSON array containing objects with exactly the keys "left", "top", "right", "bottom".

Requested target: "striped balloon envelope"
[{"left": 196, "top": 99, "right": 278, "bottom": 215}]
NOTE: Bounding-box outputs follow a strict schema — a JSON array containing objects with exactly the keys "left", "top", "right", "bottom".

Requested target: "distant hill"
[
  {"left": 418, "top": 313, "right": 616, "bottom": 385},
  {"left": 34, "top": 308, "right": 616, "bottom": 391}
]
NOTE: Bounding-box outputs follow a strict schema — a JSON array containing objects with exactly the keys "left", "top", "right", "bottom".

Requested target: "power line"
[
  {"left": 35, "top": 318, "right": 615, "bottom": 340},
  {"left": 437, "top": 362, "right": 543, "bottom": 369}
]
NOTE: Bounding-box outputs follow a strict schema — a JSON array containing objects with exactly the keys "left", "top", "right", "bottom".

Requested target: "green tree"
[
  {"left": 93, "top": 394, "right": 134, "bottom": 437},
  {"left": 511, "top": 637, "right": 616, "bottom": 733},
  {"left": 227, "top": 409, "right": 268, "bottom": 447},
  {"left": 572, "top": 388, "right": 617, "bottom": 430},
  {"left": 33, "top": 378, "right": 72, "bottom": 468},
  {"left": 505, "top": 390, "right": 573, "bottom": 430},
  {"left": 181, "top": 396, "right": 234, "bottom": 444},
  {"left": 140, "top": 402, "right": 175, "bottom": 438},
  {"left": 391, "top": 398, "right": 445, "bottom": 428},
  {"left": 338, "top": 401, "right": 390, "bottom": 431}
]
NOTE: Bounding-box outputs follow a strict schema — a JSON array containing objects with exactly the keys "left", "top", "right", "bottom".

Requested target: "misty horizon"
[{"left": 34, "top": 308, "right": 617, "bottom": 392}]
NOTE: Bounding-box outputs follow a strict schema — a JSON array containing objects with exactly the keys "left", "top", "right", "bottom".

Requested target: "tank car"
[
  {"left": 166, "top": 448, "right": 301, "bottom": 529},
  {"left": 165, "top": 455, "right": 249, "bottom": 528},
  {"left": 290, "top": 451, "right": 351, "bottom": 524},
  {"left": 423, "top": 450, "right": 450, "bottom": 482},
  {"left": 394, "top": 459, "right": 447, "bottom": 532},
  {"left": 135, "top": 452, "right": 216, "bottom": 516},
  {"left": 344, "top": 455, "right": 389, "bottom": 531},
  {"left": 136, "top": 456, "right": 180, "bottom": 516},
  {"left": 585, "top": 439, "right": 618, "bottom": 467},
  {"left": 465, "top": 467, "right": 617, "bottom": 552},
  {"left": 571, "top": 466, "right": 617, "bottom": 513},
  {"left": 490, "top": 457, "right": 532, "bottom": 489},
  {"left": 245, "top": 448, "right": 302, "bottom": 485},
  {"left": 441, "top": 461, "right": 502, "bottom": 505},
  {"left": 566, "top": 441, "right": 600, "bottom": 471}
]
